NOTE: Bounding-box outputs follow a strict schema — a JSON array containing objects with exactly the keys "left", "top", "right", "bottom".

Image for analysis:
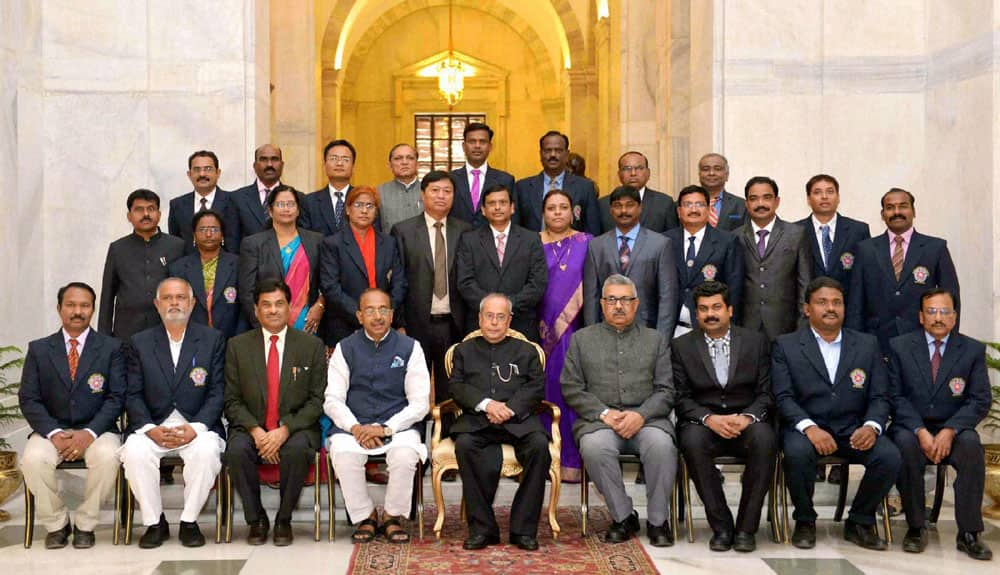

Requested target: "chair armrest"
[
  {"left": 431, "top": 399, "right": 463, "bottom": 449},
  {"left": 539, "top": 401, "right": 562, "bottom": 450}
]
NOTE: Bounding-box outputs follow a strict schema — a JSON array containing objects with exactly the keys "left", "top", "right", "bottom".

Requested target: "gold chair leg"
[
  {"left": 580, "top": 465, "right": 588, "bottom": 537},
  {"left": 23, "top": 487, "right": 33, "bottom": 548},
  {"left": 124, "top": 476, "right": 134, "bottom": 546},
  {"left": 432, "top": 465, "right": 447, "bottom": 539},
  {"left": 780, "top": 454, "right": 790, "bottom": 544},
  {"left": 768, "top": 464, "right": 781, "bottom": 544},
  {"left": 113, "top": 468, "right": 121, "bottom": 545},
  {"left": 681, "top": 458, "right": 694, "bottom": 543},
  {"left": 548, "top": 468, "right": 561, "bottom": 539},
  {"left": 670, "top": 476, "right": 679, "bottom": 545},
  {"left": 313, "top": 452, "right": 321, "bottom": 542},
  {"left": 414, "top": 461, "right": 424, "bottom": 541},
  {"left": 882, "top": 497, "right": 892, "bottom": 543},
  {"left": 214, "top": 470, "right": 223, "bottom": 544},
  {"left": 327, "top": 455, "right": 336, "bottom": 542},
  {"left": 225, "top": 471, "right": 233, "bottom": 543}
]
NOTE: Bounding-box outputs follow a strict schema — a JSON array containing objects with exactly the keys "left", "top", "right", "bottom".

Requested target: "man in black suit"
[
  {"left": 673, "top": 281, "right": 774, "bottom": 552},
  {"left": 230, "top": 144, "right": 285, "bottom": 245},
  {"left": 168, "top": 150, "right": 239, "bottom": 255},
  {"left": 19, "top": 282, "right": 126, "bottom": 549},
  {"left": 120, "top": 278, "right": 226, "bottom": 548},
  {"left": 450, "top": 123, "right": 515, "bottom": 227},
  {"left": 599, "top": 152, "right": 678, "bottom": 234},
  {"left": 847, "top": 188, "right": 960, "bottom": 355},
  {"left": 391, "top": 171, "right": 472, "bottom": 408},
  {"left": 455, "top": 184, "right": 548, "bottom": 341},
  {"left": 584, "top": 186, "right": 678, "bottom": 340},
  {"left": 450, "top": 294, "right": 550, "bottom": 551},
  {"left": 738, "top": 176, "right": 812, "bottom": 341},
  {"left": 698, "top": 153, "right": 747, "bottom": 231},
  {"left": 513, "top": 131, "right": 601, "bottom": 236},
  {"left": 100, "top": 189, "right": 186, "bottom": 340},
  {"left": 666, "top": 185, "right": 744, "bottom": 337},
  {"left": 223, "top": 278, "right": 327, "bottom": 546},
  {"left": 795, "top": 174, "right": 871, "bottom": 303},
  {"left": 303, "top": 139, "right": 366, "bottom": 236},
  {"left": 887, "top": 289, "right": 992, "bottom": 560},
  {"left": 773, "top": 277, "right": 901, "bottom": 551}
]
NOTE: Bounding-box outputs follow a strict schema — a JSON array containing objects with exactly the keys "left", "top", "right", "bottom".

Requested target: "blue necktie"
[
  {"left": 686, "top": 236, "right": 697, "bottom": 278},
  {"left": 334, "top": 191, "right": 345, "bottom": 226},
  {"left": 820, "top": 224, "right": 833, "bottom": 272}
]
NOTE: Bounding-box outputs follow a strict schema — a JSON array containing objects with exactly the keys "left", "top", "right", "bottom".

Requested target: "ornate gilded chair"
[{"left": 432, "top": 329, "right": 562, "bottom": 539}]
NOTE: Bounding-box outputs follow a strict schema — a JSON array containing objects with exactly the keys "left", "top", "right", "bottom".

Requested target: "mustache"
[
  {"left": 823, "top": 312, "right": 839, "bottom": 318},
  {"left": 753, "top": 206, "right": 770, "bottom": 212},
  {"left": 890, "top": 215, "right": 906, "bottom": 220},
  {"left": 140, "top": 217, "right": 152, "bottom": 223},
  {"left": 703, "top": 316, "right": 719, "bottom": 323},
  {"left": 69, "top": 314, "right": 86, "bottom": 321}
]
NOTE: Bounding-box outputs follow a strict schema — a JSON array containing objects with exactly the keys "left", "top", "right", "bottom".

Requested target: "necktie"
[
  {"left": 261, "top": 188, "right": 269, "bottom": 206},
  {"left": 931, "top": 339, "right": 942, "bottom": 383},
  {"left": 892, "top": 235, "right": 905, "bottom": 281},
  {"left": 68, "top": 338, "right": 80, "bottom": 381},
  {"left": 756, "top": 229, "right": 769, "bottom": 259},
  {"left": 334, "top": 191, "right": 345, "bottom": 227},
  {"left": 820, "top": 224, "right": 833, "bottom": 271},
  {"left": 548, "top": 176, "right": 559, "bottom": 193},
  {"left": 433, "top": 222, "right": 448, "bottom": 298},
  {"left": 496, "top": 232, "right": 506, "bottom": 266},
  {"left": 686, "top": 236, "right": 697, "bottom": 273},
  {"left": 708, "top": 196, "right": 720, "bottom": 227},
  {"left": 265, "top": 335, "right": 280, "bottom": 430},
  {"left": 470, "top": 169, "right": 482, "bottom": 211},
  {"left": 619, "top": 236, "right": 631, "bottom": 273},
  {"left": 712, "top": 340, "right": 729, "bottom": 387},
  {"left": 199, "top": 197, "right": 208, "bottom": 212}
]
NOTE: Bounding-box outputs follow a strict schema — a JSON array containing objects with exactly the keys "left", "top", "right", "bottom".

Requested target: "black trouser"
[
  {"left": 418, "top": 316, "right": 458, "bottom": 436},
  {"left": 225, "top": 429, "right": 317, "bottom": 524},
  {"left": 679, "top": 422, "right": 776, "bottom": 534},
  {"left": 782, "top": 429, "right": 901, "bottom": 525},
  {"left": 454, "top": 426, "right": 550, "bottom": 538},
  {"left": 888, "top": 425, "right": 985, "bottom": 533}
]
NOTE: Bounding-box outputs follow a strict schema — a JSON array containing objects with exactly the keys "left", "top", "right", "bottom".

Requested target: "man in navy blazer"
[
  {"left": 302, "top": 139, "right": 380, "bottom": 236},
  {"left": 19, "top": 282, "right": 125, "bottom": 549},
  {"left": 796, "top": 174, "right": 871, "bottom": 304},
  {"left": 513, "top": 131, "right": 601, "bottom": 236},
  {"left": 698, "top": 153, "right": 747, "bottom": 232},
  {"left": 450, "top": 123, "right": 516, "bottom": 227},
  {"left": 887, "top": 289, "right": 992, "bottom": 560},
  {"left": 168, "top": 150, "right": 239, "bottom": 255},
  {"left": 599, "top": 152, "right": 679, "bottom": 234},
  {"left": 847, "top": 188, "right": 960, "bottom": 355},
  {"left": 773, "top": 277, "right": 900, "bottom": 551},
  {"left": 665, "top": 185, "right": 743, "bottom": 336},
  {"left": 230, "top": 144, "right": 286, "bottom": 247},
  {"left": 121, "top": 278, "right": 226, "bottom": 548}
]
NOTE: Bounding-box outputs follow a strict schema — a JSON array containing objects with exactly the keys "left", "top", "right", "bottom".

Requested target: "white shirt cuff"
[
  {"left": 796, "top": 419, "right": 817, "bottom": 434},
  {"left": 863, "top": 421, "right": 882, "bottom": 435},
  {"left": 84, "top": 428, "right": 97, "bottom": 439},
  {"left": 475, "top": 399, "right": 492, "bottom": 412},
  {"left": 46, "top": 428, "right": 63, "bottom": 439}
]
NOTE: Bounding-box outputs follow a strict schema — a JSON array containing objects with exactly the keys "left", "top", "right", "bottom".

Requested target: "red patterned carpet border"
[{"left": 348, "top": 505, "right": 659, "bottom": 575}]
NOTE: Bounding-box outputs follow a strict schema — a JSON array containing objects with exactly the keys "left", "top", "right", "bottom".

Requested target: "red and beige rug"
[{"left": 348, "top": 506, "right": 659, "bottom": 575}]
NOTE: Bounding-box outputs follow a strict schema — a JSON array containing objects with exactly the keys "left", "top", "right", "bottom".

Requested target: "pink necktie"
[
  {"left": 496, "top": 232, "right": 506, "bottom": 266},
  {"left": 470, "top": 169, "right": 482, "bottom": 210}
]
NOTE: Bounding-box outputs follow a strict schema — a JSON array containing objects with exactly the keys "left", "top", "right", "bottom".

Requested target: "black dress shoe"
[
  {"left": 827, "top": 465, "right": 844, "bottom": 485},
  {"left": 843, "top": 519, "right": 887, "bottom": 551},
  {"left": 956, "top": 532, "right": 993, "bottom": 561},
  {"left": 246, "top": 518, "right": 270, "bottom": 546},
  {"left": 902, "top": 527, "right": 927, "bottom": 553},
  {"left": 72, "top": 525, "right": 95, "bottom": 549},
  {"left": 509, "top": 534, "right": 540, "bottom": 551},
  {"left": 709, "top": 530, "right": 733, "bottom": 551},
  {"left": 179, "top": 521, "right": 205, "bottom": 547},
  {"left": 635, "top": 466, "right": 645, "bottom": 485},
  {"left": 462, "top": 533, "right": 501, "bottom": 550},
  {"left": 139, "top": 514, "right": 170, "bottom": 549},
  {"left": 160, "top": 465, "right": 176, "bottom": 485},
  {"left": 815, "top": 465, "right": 827, "bottom": 482},
  {"left": 45, "top": 523, "right": 71, "bottom": 549},
  {"left": 733, "top": 531, "right": 756, "bottom": 553},
  {"left": 273, "top": 521, "right": 293, "bottom": 546},
  {"left": 604, "top": 510, "right": 640, "bottom": 544},
  {"left": 646, "top": 521, "right": 673, "bottom": 547},
  {"left": 791, "top": 521, "right": 816, "bottom": 549},
  {"left": 442, "top": 469, "right": 459, "bottom": 482}
]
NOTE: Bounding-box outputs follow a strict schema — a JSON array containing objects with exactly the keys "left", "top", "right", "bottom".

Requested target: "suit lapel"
[
  {"left": 343, "top": 229, "right": 370, "bottom": 282},
  {"left": 318, "top": 189, "right": 339, "bottom": 233},
  {"left": 47, "top": 333, "right": 73, "bottom": 388},
  {"left": 742, "top": 225, "right": 761, "bottom": 262},
  {"left": 933, "top": 334, "right": 963, "bottom": 392},
  {"left": 727, "top": 329, "right": 742, "bottom": 383},
  {"left": 526, "top": 176, "right": 543, "bottom": 221},
  {"left": 250, "top": 330, "right": 268, "bottom": 405},
  {"left": 445, "top": 219, "right": 462, "bottom": 271},
  {"left": 152, "top": 329, "right": 177, "bottom": 385},
  {"left": 695, "top": 336, "right": 720, "bottom": 386},
  {"left": 800, "top": 330, "right": 832, "bottom": 385},
  {"left": 626, "top": 228, "right": 646, "bottom": 275},
  {"left": 250, "top": 182, "right": 268, "bottom": 227},
  {"left": 907, "top": 333, "right": 935, "bottom": 390},
  {"left": 279, "top": 331, "right": 295, "bottom": 400},
  {"left": 872, "top": 234, "right": 895, "bottom": 283},
  {"left": 374, "top": 232, "right": 389, "bottom": 283},
  {"left": 300, "top": 232, "right": 318, "bottom": 269},
  {"left": 899, "top": 231, "right": 925, "bottom": 286},
  {"left": 499, "top": 227, "right": 523, "bottom": 273},
  {"left": 263, "top": 231, "right": 283, "bottom": 274},
  {"left": 831, "top": 331, "right": 855, "bottom": 388},
  {"left": 417, "top": 220, "right": 434, "bottom": 269},
  {"left": 480, "top": 227, "right": 502, "bottom": 272},
  {"left": 761, "top": 219, "right": 785, "bottom": 261},
  {"left": 173, "top": 329, "right": 202, "bottom": 388},
  {"left": 212, "top": 255, "right": 237, "bottom": 307},
  {"left": 830, "top": 216, "right": 851, "bottom": 269},
  {"left": 691, "top": 228, "right": 718, "bottom": 278},
  {"left": 73, "top": 334, "right": 102, "bottom": 388},
  {"left": 188, "top": 259, "right": 210, "bottom": 310}
]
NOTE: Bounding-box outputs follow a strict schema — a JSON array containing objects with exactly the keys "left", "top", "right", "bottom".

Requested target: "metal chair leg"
[
  {"left": 881, "top": 497, "right": 893, "bottom": 543},
  {"left": 225, "top": 470, "right": 233, "bottom": 543},
  {"left": 23, "top": 487, "right": 34, "bottom": 548},
  {"left": 681, "top": 459, "right": 694, "bottom": 543},
  {"left": 580, "top": 465, "right": 589, "bottom": 536},
  {"left": 779, "top": 454, "right": 790, "bottom": 544},
  {"left": 415, "top": 461, "right": 424, "bottom": 541},
  {"left": 833, "top": 464, "right": 849, "bottom": 522},
  {"left": 313, "top": 452, "right": 321, "bottom": 542},
  {"left": 930, "top": 464, "right": 946, "bottom": 525},
  {"left": 113, "top": 468, "right": 122, "bottom": 545},
  {"left": 124, "top": 476, "right": 134, "bottom": 545},
  {"left": 327, "top": 454, "right": 335, "bottom": 541},
  {"left": 214, "top": 469, "right": 223, "bottom": 544}
]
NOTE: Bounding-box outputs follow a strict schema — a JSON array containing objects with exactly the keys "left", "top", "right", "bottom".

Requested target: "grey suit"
[
  {"left": 583, "top": 227, "right": 679, "bottom": 340},
  {"left": 714, "top": 190, "right": 748, "bottom": 232},
  {"left": 599, "top": 187, "right": 679, "bottom": 234},
  {"left": 561, "top": 321, "right": 676, "bottom": 525},
  {"left": 738, "top": 218, "right": 812, "bottom": 341}
]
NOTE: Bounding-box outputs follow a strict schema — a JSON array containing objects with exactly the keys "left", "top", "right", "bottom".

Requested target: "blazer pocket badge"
[
  {"left": 87, "top": 373, "right": 105, "bottom": 394},
  {"left": 701, "top": 264, "right": 717, "bottom": 280},
  {"left": 387, "top": 269, "right": 393, "bottom": 282},
  {"left": 913, "top": 266, "right": 930, "bottom": 284},
  {"left": 839, "top": 252, "right": 854, "bottom": 270},
  {"left": 573, "top": 205, "right": 582, "bottom": 222},
  {"left": 849, "top": 368, "right": 866, "bottom": 389},
  {"left": 948, "top": 377, "right": 965, "bottom": 396},
  {"left": 224, "top": 286, "right": 237, "bottom": 303},
  {"left": 190, "top": 366, "right": 208, "bottom": 387},
  {"left": 391, "top": 355, "right": 405, "bottom": 368}
]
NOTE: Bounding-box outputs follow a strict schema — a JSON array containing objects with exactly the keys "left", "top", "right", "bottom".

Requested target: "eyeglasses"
[
  {"left": 351, "top": 201, "right": 376, "bottom": 211},
  {"left": 680, "top": 201, "right": 707, "bottom": 209},
  {"left": 483, "top": 312, "right": 509, "bottom": 322},
  {"left": 602, "top": 296, "right": 637, "bottom": 306},
  {"left": 924, "top": 308, "right": 956, "bottom": 317},
  {"left": 273, "top": 201, "right": 297, "bottom": 209},
  {"left": 196, "top": 226, "right": 221, "bottom": 235},
  {"left": 361, "top": 307, "right": 392, "bottom": 317},
  {"left": 326, "top": 155, "right": 353, "bottom": 164},
  {"left": 190, "top": 166, "right": 216, "bottom": 173},
  {"left": 619, "top": 165, "right": 647, "bottom": 173},
  {"left": 699, "top": 165, "right": 727, "bottom": 173}
]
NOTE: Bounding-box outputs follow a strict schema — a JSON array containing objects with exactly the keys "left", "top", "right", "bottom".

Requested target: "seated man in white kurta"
[{"left": 324, "top": 288, "right": 430, "bottom": 543}]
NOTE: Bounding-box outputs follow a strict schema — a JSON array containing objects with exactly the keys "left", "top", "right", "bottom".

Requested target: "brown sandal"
[
  {"left": 380, "top": 516, "right": 410, "bottom": 543},
  {"left": 352, "top": 517, "right": 379, "bottom": 543}
]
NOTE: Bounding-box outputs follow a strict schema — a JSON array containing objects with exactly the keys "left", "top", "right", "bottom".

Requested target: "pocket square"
[{"left": 390, "top": 356, "right": 405, "bottom": 368}]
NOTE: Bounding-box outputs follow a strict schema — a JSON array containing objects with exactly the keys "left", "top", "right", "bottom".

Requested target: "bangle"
[{"left": 316, "top": 301, "right": 325, "bottom": 309}]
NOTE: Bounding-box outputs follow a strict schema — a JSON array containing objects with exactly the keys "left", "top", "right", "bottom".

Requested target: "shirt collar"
[
  {"left": 257, "top": 179, "right": 279, "bottom": 194},
  {"left": 543, "top": 171, "right": 566, "bottom": 190},
  {"left": 924, "top": 331, "right": 950, "bottom": 346},
  {"left": 888, "top": 226, "right": 915, "bottom": 244},
  {"left": 466, "top": 161, "right": 489, "bottom": 174},
  {"left": 424, "top": 212, "right": 447, "bottom": 228},
  {"left": 262, "top": 325, "right": 288, "bottom": 342},
  {"left": 811, "top": 213, "right": 837, "bottom": 235},
  {"left": 62, "top": 327, "right": 91, "bottom": 348},
  {"left": 490, "top": 222, "right": 512, "bottom": 239},
  {"left": 616, "top": 224, "right": 641, "bottom": 243},
  {"left": 687, "top": 225, "right": 706, "bottom": 243},
  {"left": 328, "top": 183, "right": 350, "bottom": 196},
  {"left": 196, "top": 188, "right": 218, "bottom": 204},
  {"left": 396, "top": 177, "right": 418, "bottom": 189},
  {"left": 703, "top": 327, "right": 731, "bottom": 345},
  {"left": 810, "top": 327, "right": 842, "bottom": 345},
  {"left": 364, "top": 328, "right": 392, "bottom": 344},
  {"left": 751, "top": 217, "right": 776, "bottom": 236}
]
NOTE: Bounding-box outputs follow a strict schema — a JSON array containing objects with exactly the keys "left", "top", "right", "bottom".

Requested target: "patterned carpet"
[{"left": 348, "top": 505, "right": 658, "bottom": 575}]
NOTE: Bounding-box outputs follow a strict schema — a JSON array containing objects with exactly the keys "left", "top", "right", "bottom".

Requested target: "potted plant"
[
  {"left": 982, "top": 342, "right": 1000, "bottom": 519},
  {"left": 0, "top": 345, "right": 25, "bottom": 521}
]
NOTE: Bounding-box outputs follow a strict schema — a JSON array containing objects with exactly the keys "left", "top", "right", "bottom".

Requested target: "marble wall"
[{"left": 0, "top": 0, "right": 269, "bottom": 349}]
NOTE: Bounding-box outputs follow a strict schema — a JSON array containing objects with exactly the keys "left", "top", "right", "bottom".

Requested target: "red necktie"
[
  {"left": 68, "top": 339, "right": 80, "bottom": 380},
  {"left": 265, "top": 334, "right": 280, "bottom": 430},
  {"left": 931, "top": 340, "right": 942, "bottom": 383}
]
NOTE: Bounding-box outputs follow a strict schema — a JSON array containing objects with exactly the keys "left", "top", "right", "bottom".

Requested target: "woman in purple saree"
[{"left": 538, "top": 190, "right": 591, "bottom": 483}]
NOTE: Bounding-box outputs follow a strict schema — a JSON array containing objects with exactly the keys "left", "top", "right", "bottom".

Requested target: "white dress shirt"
[
  {"left": 796, "top": 329, "right": 882, "bottom": 435},
  {"left": 811, "top": 213, "right": 838, "bottom": 269},
  {"left": 194, "top": 188, "right": 218, "bottom": 212},
  {"left": 490, "top": 222, "right": 512, "bottom": 249},
  {"left": 676, "top": 225, "right": 708, "bottom": 330},
  {"left": 328, "top": 183, "right": 350, "bottom": 213},
  {"left": 262, "top": 325, "right": 288, "bottom": 374}
]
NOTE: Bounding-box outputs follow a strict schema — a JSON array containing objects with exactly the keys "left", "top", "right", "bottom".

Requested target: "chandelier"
[{"left": 437, "top": 0, "right": 464, "bottom": 107}]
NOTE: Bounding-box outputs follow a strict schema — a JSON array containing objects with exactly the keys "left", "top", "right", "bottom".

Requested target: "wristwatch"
[{"left": 380, "top": 424, "right": 393, "bottom": 437}]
